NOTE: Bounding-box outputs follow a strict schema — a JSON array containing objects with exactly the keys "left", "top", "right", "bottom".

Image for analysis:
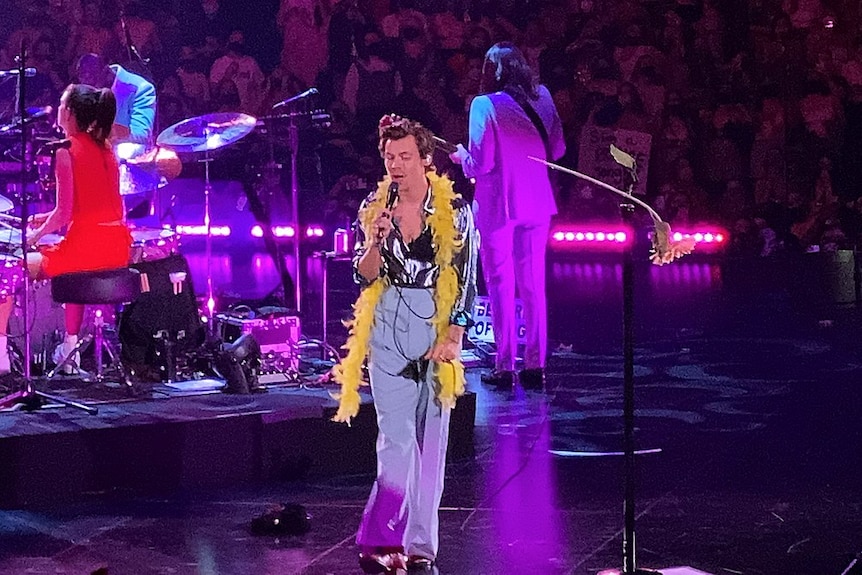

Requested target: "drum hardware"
[
  {"left": 239, "top": 136, "right": 295, "bottom": 312},
  {"left": 255, "top": 91, "right": 331, "bottom": 314},
  {"left": 157, "top": 112, "right": 257, "bottom": 330},
  {"left": 0, "top": 105, "right": 53, "bottom": 135},
  {"left": 0, "top": 46, "right": 97, "bottom": 414}
]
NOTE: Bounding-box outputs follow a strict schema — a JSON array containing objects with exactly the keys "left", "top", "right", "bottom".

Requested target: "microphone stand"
[
  {"left": 118, "top": 6, "right": 150, "bottom": 78},
  {"left": 0, "top": 43, "right": 96, "bottom": 413},
  {"left": 528, "top": 152, "right": 699, "bottom": 575},
  {"left": 288, "top": 111, "right": 301, "bottom": 313}
]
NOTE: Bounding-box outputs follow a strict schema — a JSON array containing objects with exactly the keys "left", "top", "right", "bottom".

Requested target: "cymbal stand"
[
  {"left": 288, "top": 114, "right": 301, "bottom": 313},
  {"left": 202, "top": 133, "right": 215, "bottom": 332},
  {"left": 0, "top": 42, "right": 96, "bottom": 414},
  {"left": 159, "top": 184, "right": 179, "bottom": 229}
]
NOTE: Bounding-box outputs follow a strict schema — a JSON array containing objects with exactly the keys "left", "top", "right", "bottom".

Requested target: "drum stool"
[{"left": 47, "top": 268, "right": 141, "bottom": 384}]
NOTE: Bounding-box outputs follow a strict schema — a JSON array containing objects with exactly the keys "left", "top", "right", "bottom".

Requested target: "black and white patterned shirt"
[{"left": 353, "top": 187, "right": 479, "bottom": 327}]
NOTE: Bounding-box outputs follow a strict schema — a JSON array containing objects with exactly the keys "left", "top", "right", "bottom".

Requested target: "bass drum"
[{"left": 8, "top": 277, "right": 65, "bottom": 371}]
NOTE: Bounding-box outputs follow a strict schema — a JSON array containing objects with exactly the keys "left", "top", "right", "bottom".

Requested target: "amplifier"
[{"left": 216, "top": 313, "right": 301, "bottom": 355}]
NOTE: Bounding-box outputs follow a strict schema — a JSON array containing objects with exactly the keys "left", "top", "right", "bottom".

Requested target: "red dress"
[{"left": 41, "top": 133, "right": 132, "bottom": 277}]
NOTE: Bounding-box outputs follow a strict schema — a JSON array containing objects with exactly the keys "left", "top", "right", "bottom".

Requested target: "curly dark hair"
[{"left": 377, "top": 115, "right": 436, "bottom": 162}]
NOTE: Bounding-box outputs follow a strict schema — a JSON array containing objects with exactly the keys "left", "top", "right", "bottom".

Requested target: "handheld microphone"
[
  {"left": 0, "top": 68, "right": 36, "bottom": 78},
  {"left": 386, "top": 181, "right": 399, "bottom": 210}
]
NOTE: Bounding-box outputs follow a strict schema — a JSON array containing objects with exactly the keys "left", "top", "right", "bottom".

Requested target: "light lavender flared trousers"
[
  {"left": 355, "top": 286, "right": 451, "bottom": 561},
  {"left": 480, "top": 219, "right": 550, "bottom": 371}
]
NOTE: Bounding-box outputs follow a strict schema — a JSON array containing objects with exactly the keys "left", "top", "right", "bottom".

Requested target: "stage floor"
[{"left": 0, "top": 251, "right": 861, "bottom": 574}]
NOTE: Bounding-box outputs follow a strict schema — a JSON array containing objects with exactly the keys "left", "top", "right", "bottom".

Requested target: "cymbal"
[
  {"left": 0, "top": 194, "right": 12, "bottom": 213},
  {"left": 156, "top": 113, "right": 257, "bottom": 153},
  {"left": 126, "top": 146, "right": 183, "bottom": 181},
  {"left": 119, "top": 162, "right": 161, "bottom": 197}
]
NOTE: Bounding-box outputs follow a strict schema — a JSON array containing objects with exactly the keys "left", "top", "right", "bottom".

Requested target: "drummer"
[
  {"left": 0, "top": 84, "right": 133, "bottom": 375},
  {"left": 76, "top": 53, "right": 161, "bottom": 218},
  {"left": 75, "top": 53, "right": 156, "bottom": 147}
]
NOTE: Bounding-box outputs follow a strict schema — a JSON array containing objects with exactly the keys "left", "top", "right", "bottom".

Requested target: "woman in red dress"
[{"left": 0, "top": 84, "right": 132, "bottom": 374}]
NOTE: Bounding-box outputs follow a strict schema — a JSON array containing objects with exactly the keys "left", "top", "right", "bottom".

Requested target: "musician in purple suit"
[{"left": 450, "top": 42, "right": 565, "bottom": 390}]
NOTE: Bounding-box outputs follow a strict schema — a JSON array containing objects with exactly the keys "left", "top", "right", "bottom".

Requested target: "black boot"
[
  {"left": 481, "top": 369, "right": 514, "bottom": 390},
  {"left": 519, "top": 368, "right": 545, "bottom": 390}
]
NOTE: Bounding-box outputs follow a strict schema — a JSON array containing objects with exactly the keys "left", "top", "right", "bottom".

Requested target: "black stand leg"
[
  {"left": 619, "top": 204, "right": 658, "bottom": 575},
  {"left": 0, "top": 388, "right": 98, "bottom": 414}
]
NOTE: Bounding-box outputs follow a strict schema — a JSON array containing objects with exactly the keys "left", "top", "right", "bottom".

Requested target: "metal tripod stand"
[{"left": 0, "top": 43, "right": 97, "bottom": 414}]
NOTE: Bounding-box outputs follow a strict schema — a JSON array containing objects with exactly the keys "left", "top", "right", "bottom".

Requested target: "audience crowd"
[{"left": 3, "top": 0, "right": 862, "bottom": 256}]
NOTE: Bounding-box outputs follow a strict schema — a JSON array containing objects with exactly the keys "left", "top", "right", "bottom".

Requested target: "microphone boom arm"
[
  {"left": 527, "top": 155, "right": 662, "bottom": 223},
  {"left": 526, "top": 155, "right": 696, "bottom": 265}
]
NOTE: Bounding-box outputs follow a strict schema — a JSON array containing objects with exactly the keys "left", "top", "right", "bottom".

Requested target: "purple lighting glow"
[
  {"left": 666, "top": 228, "right": 727, "bottom": 251},
  {"left": 670, "top": 230, "right": 725, "bottom": 243},
  {"left": 177, "top": 224, "right": 232, "bottom": 237},
  {"left": 551, "top": 227, "right": 629, "bottom": 249},
  {"left": 251, "top": 225, "right": 326, "bottom": 239},
  {"left": 251, "top": 225, "right": 296, "bottom": 238}
]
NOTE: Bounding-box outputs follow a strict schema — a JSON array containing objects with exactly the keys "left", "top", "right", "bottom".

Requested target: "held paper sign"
[{"left": 578, "top": 127, "right": 651, "bottom": 195}]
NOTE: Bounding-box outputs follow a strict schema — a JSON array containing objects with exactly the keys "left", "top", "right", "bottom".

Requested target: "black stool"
[{"left": 47, "top": 268, "right": 141, "bottom": 383}]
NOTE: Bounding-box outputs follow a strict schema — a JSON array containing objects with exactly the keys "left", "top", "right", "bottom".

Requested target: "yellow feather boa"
[{"left": 332, "top": 172, "right": 467, "bottom": 424}]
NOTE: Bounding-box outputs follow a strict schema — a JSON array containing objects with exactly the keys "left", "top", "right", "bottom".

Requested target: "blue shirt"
[{"left": 111, "top": 64, "right": 156, "bottom": 145}]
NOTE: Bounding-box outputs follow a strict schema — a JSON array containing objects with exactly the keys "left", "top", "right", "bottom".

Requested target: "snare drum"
[
  {"left": 36, "top": 233, "right": 64, "bottom": 249},
  {"left": 130, "top": 227, "right": 180, "bottom": 263}
]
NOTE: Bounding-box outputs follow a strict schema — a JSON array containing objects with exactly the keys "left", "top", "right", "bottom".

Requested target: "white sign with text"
[{"left": 468, "top": 296, "right": 527, "bottom": 344}]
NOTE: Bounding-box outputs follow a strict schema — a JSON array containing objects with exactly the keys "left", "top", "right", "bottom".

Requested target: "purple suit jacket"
[{"left": 457, "top": 85, "right": 565, "bottom": 232}]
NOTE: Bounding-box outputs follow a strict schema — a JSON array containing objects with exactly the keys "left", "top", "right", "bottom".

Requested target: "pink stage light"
[
  {"left": 550, "top": 227, "right": 631, "bottom": 250},
  {"left": 177, "top": 224, "right": 231, "bottom": 237},
  {"left": 251, "top": 225, "right": 297, "bottom": 238},
  {"left": 652, "top": 227, "right": 728, "bottom": 251},
  {"left": 306, "top": 226, "right": 325, "bottom": 238}
]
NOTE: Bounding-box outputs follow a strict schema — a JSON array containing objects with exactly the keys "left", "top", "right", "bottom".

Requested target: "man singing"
[
  {"left": 333, "top": 115, "right": 478, "bottom": 573},
  {"left": 450, "top": 42, "right": 565, "bottom": 391}
]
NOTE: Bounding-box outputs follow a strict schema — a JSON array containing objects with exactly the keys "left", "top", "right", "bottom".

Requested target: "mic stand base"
[
  {"left": 0, "top": 41, "right": 98, "bottom": 417},
  {"left": 0, "top": 385, "right": 98, "bottom": 414},
  {"left": 598, "top": 570, "right": 662, "bottom": 575}
]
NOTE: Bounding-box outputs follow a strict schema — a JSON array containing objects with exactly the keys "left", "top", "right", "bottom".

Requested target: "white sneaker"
[
  {"left": 0, "top": 336, "right": 9, "bottom": 375},
  {"left": 52, "top": 338, "right": 80, "bottom": 375}
]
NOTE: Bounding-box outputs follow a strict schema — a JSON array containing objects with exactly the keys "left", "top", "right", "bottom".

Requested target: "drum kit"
[{"left": 0, "top": 91, "right": 331, "bottom": 391}]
